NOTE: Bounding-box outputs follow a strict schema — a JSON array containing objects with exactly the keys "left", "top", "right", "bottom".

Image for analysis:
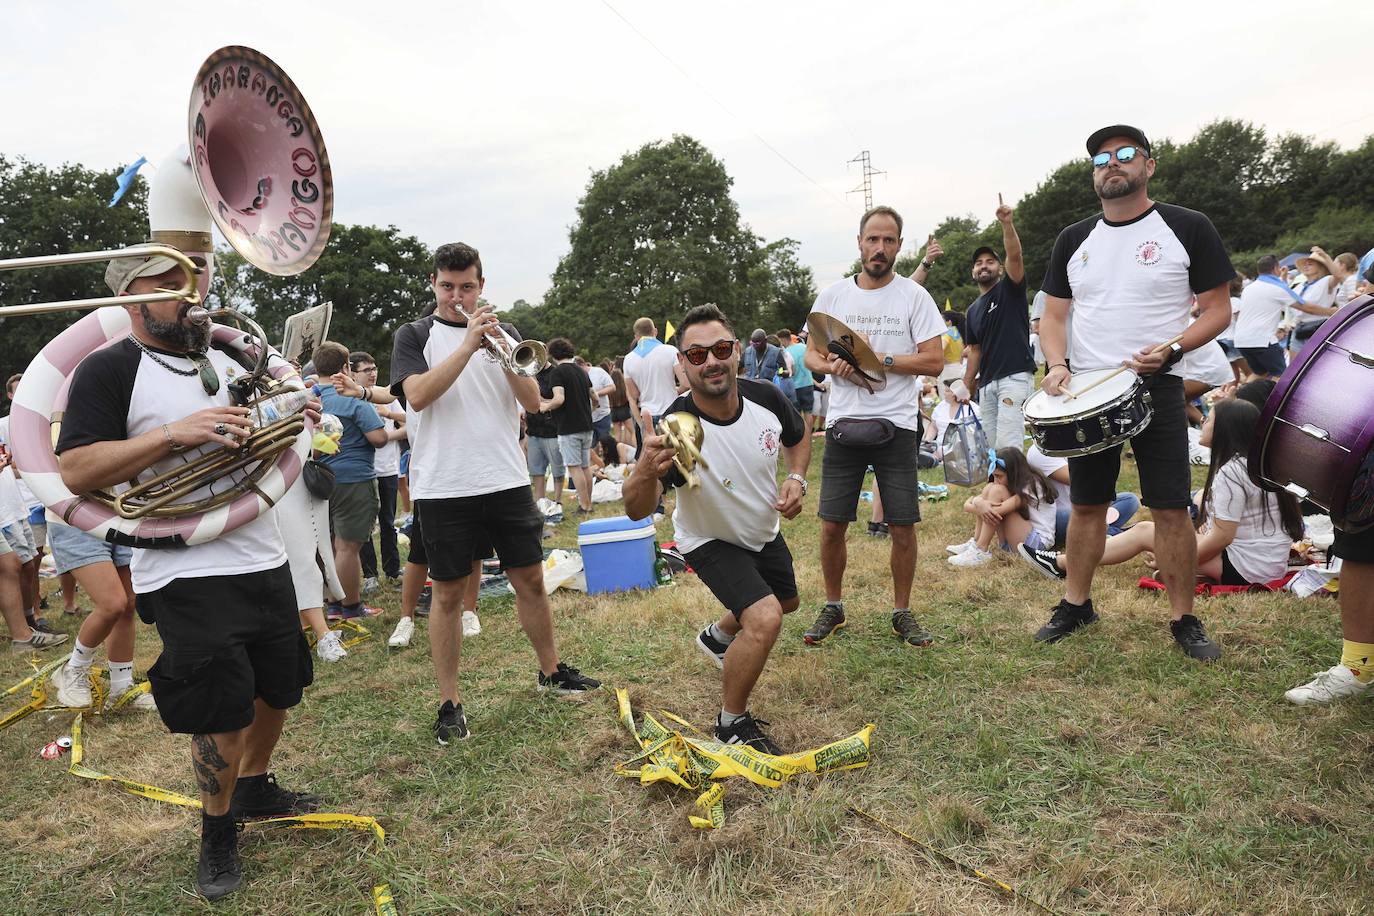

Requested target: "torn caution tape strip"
[
  {"left": 305, "top": 618, "right": 373, "bottom": 651},
  {"left": 612, "top": 687, "right": 873, "bottom": 830},
  {"left": 0, "top": 652, "right": 70, "bottom": 731},
  {"left": 67, "top": 712, "right": 395, "bottom": 911}
]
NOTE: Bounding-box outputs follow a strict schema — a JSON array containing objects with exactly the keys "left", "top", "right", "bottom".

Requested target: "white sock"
[
  {"left": 108, "top": 661, "right": 134, "bottom": 693},
  {"left": 719, "top": 708, "right": 746, "bottom": 727},
  {"left": 68, "top": 639, "right": 98, "bottom": 671},
  {"left": 708, "top": 622, "right": 735, "bottom": 645}
]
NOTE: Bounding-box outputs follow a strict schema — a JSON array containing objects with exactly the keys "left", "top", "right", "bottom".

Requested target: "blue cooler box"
[{"left": 577, "top": 516, "right": 657, "bottom": 595}]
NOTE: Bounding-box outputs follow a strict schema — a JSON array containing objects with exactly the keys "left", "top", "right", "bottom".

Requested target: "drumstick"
[{"left": 1061, "top": 334, "right": 1186, "bottom": 401}]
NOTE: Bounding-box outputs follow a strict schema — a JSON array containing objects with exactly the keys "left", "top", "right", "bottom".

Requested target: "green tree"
[
  {"left": 0, "top": 156, "right": 151, "bottom": 377},
  {"left": 215, "top": 223, "right": 432, "bottom": 377},
  {"left": 542, "top": 135, "right": 772, "bottom": 358},
  {"left": 756, "top": 238, "right": 817, "bottom": 334}
]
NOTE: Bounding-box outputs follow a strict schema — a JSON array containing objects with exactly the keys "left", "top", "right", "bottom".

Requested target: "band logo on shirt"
[
  {"left": 1135, "top": 241, "right": 1164, "bottom": 267},
  {"left": 758, "top": 428, "right": 780, "bottom": 456}
]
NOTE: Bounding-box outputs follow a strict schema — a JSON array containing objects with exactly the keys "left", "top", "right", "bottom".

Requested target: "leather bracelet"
[
  {"left": 1049, "top": 363, "right": 1068, "bottom": 370},
  {"left": 162, "top": 423, "right": 187, "bottom": 453}
]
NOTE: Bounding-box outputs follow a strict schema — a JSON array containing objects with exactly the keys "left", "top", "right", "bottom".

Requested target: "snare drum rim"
[{"left": 1025, "top": 378, "right": 1147, "bottom": 427}]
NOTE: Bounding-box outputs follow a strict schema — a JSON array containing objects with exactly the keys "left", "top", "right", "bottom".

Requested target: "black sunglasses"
[
  {"left": 1092, "top": 145, "right": 1144, "bottom": 168},
  {"left": 681, "top": 339, "right": 736, "bottom": 366}
]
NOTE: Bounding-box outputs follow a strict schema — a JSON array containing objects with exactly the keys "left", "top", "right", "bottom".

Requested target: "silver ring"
[{"left": 214, "top": 422, "right": 228, "bottom": 436}]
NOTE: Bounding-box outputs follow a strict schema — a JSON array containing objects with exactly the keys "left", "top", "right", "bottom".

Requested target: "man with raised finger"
[{"left": 624, "top": 304, "right": 809, "bottom": 753}]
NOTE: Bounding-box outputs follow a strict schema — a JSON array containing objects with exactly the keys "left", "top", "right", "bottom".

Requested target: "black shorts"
[
  {"left": 1331, "top": 526, "right": 1374, "bottom": 564},
  {"left": 1238, "top": 344, "right": 1286, "bottom": 377},
  {"left": 819, "top": 424, "right": 921, "bottom": 525},
  {"left": 407, "top": 502, "right": 428, "bottom": 567},
  {"left": 610, "top": 404, "right": 632, "bottom": 423},
  {"left": 795, "top": 385, "right": 815, "bottom": 413},
  {"left": 1219, "top": 549, "right": 1248, "bottom": 586},
  {"left": 144, "top": 563, "right": 313, "bottom": 735},
  {"left": 685, "top": 533, "right": 798, "bottom": 618},
  {"left": 417, "top": 487, "right": 536, "bottom": 581},
  {"left": 1068, "top": 374, "right": 1191, "bottom": 510}
]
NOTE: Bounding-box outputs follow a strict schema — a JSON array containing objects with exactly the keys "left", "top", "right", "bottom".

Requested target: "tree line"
[{"left": 2, "top": 119, "right": 1371, "bottom": 378}]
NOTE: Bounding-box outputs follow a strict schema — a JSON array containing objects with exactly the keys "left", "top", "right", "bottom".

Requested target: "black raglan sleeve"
[
  {"left": 739, "top": 379, "right": 805, "bottom": 447},
  {"left": 1157, "top": 203, "right": 1236, "bottom": 293},
  {"left": 389, "top": 320, "right": 431, "bottom": 398},
  {"left": 55, "top": 341, "right": 139, "bottom": 453}
]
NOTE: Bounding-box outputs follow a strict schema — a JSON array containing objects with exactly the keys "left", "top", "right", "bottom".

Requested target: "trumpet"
[
  {"left": 658, "top": 412, "right": 708, "bottom": 488},
  {"left": 457, "top": 302, "right": 548, "bottom": 377}
]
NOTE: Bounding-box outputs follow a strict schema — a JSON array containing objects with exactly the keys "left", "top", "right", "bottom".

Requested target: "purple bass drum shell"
[{"left": 1249, "top": 294, "right": 1374, "bottom": 532}]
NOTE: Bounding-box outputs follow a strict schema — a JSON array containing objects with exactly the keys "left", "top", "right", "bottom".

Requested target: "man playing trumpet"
[{"left": 624, "top": 304, "right": 810, "bottom": 753}]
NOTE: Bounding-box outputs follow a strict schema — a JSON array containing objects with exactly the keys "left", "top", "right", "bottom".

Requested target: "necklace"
[{"left": 129, "top": 335, "right": 220, "bottom": 396}]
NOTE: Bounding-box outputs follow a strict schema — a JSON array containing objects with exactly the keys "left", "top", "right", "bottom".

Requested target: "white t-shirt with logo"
[
  {"left": 623, "top": 338, "right": 681, "bottom": 417},
  {"left": 659, "top": 380, "right": 805, "bottom": 553},
  {"left": 390, "top": 315, "right": 529, "bottom": 499},
  {"left": 809, "top": 274, "right": 946, "bottom": 432},
  {"left": 1041, "top": 203, "right": 1235, "bottom": 375},
  {"left": 1208, "top": 457, "right": 1293, "bottom": 584},
  {"left": 1232, "top": 278, "right": 1294, "bottom": 348}
]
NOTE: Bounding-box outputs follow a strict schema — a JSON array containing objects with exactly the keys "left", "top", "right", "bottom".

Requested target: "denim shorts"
[
  {"left": 1, "top": 522, "right": 38, "bottom": 564},
  {"left": 48, "top": 522, "right": 133, "bottom": 574},
  {"left": 558, "top": 430, "right": 594, "bottom": 468},
  {"left": 527, "top": 435, "right": 565, "bottom": 477}
]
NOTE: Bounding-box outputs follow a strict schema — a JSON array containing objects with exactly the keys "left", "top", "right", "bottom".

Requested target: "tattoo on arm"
[{"left": 192, "top": 733, "right": 230, "bottom": 796}]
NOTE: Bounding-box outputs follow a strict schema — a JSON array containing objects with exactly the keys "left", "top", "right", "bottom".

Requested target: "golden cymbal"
[{"left": 805, "top": 313, "right": 887, "bottom": 394}]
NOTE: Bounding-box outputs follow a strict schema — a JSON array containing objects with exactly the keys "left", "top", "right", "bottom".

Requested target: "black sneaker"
[
  {"left": 434, "top": 700, "right": 470, "bottom": 745},
  {"left": 538, "top": 662, "right": 601, "bottom": 696},
  {"left": 415, "top": 585, "right": 432, "bottom": 618},
  {"left": 229, "top": 772, "right": 322, "bottom": 820},
  {"left": 891, "top": 609, "right": 934, "bottom": 648},
  {"left": 803, "top": 604, "right": 846, "bottom": 645},
  {"left": 1171, "top": 614, "right": 1221, "bottom": 662},
  {"left": 866, "top": 521, "right": 889, "bottom": 538},
  {"left": 196, "top": 815, "right": 243, "bottom": 901},
  {"left": 1034, "top": 599, "right": 1099, "bottom": 643},
  {"left": 715, "top": 712, "right": 781, "bottom": 756},
  {"left": 695, "top": 626, "right": 729, "bottom": 669},
  {"left": 30, "top": 618, "right": 57, "bottom": 634},
  {"left": 1017, "top": 543, "right": 1066, "bottom": 581}
]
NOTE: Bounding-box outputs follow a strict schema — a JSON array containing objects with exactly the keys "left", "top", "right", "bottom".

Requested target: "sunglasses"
[
  {"left": 681, "top": 339, "right": 736, "bottom": 366},
  {"left": 1092, "top": 146, "right": 1144, "bottom": 168}
]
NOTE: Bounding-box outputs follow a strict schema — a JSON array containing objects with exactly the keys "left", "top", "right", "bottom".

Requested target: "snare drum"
[
  {"left": 1023, "top": 368, "right": 1152, "bottom": 458},
  {"left": 1249, "top": 294, "right": 1374, "bottom": 532}
]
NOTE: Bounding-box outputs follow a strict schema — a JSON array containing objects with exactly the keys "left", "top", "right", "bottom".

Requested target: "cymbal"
[{"left": 805, "top": 313, "right": 887, "bottom": 394}]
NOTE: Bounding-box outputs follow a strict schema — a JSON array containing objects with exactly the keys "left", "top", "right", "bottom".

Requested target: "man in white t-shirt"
[
  {"left": 1233, "top": 254, "right": 1297, "bottom": 378},
  {"left": 352, "top": 351, "right": 404, "bottom": 593},
  {"left": 1036, "top": 124, "right": 1235, "bottom": 662},
  {"left": 802, "top": 205, "right": 946, "bottom": 649},
  {"left": 624, "top": 304, "right": 809, "bottom": 755},
  {"left": 389, "top": 242, "right": 601, "bottom": 747},
  {"left": 623, "top": 317, "right": 683, "bottom": 423}
]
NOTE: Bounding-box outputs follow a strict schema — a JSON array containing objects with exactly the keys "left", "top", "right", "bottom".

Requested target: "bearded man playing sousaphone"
[{"left": 55, "top": 248, "right": 323, "bottom": 901}]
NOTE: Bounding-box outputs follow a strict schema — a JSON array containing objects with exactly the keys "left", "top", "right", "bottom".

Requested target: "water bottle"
[{"left": 253, "top": 388, "right": 311, "bottom": 428}]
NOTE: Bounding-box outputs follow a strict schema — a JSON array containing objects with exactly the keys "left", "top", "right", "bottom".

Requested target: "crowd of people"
[{"left": 3, "top": 122, "right": 1372, "bottom": 903}]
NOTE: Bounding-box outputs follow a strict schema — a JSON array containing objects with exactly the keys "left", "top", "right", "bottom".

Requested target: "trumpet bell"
[
  {"left": 189, "top": 46, "right": 333, "bottom": 276},
  {"left": 659, "top": 411, "right": 709, "bottom": 488},
  {"left": 509, "top": 340, "right": 548, "bottom": 377}
]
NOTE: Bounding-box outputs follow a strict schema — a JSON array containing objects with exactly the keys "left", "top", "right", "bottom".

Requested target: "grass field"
[{"left": 3, "top": 445, "right": 1373, "bottom": 915}]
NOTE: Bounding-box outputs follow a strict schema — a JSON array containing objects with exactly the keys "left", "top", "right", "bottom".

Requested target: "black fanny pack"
[
  {"left": 829, "top": 417, "right": 896, "bottom": 448},
  {"left": 302, "top": 459, "right": 336, "bottom": 500}
]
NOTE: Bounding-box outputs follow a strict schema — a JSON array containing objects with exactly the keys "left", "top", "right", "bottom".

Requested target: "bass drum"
[
  {"left": 1250, "top": 294, "right": 1374, "bottom": 532},
  {"left": 1023, "top": 367, "right": 1151, "bottom": 458},
  {"left": 9, "top": 308, "right": 310, "bottom": 548}
]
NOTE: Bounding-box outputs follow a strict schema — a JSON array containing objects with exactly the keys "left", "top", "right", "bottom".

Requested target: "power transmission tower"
[{"left": 847, "top": 151, "right": 884, "bottom": 211}]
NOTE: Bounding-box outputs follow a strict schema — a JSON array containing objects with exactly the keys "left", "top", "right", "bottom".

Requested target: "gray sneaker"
[
  {"left": 11, "top": 630, "right": 69, "bottom": 652},
  {"left": 51, "top": 664, "right": 93, "bottom": 708}
]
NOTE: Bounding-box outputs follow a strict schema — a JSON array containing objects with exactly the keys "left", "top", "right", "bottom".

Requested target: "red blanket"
[{"left": 1135, "top": 571, "right": 1301, "bottom": 596}]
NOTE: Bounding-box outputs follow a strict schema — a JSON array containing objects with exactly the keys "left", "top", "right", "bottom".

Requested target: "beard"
[
  {"left": 140, "top": 304, "right": 211, "bottom": 352},
  {"left": 692, "top": 366, "right": 733, "bottom": 398},
  {"left": 1095, "top": 171, "right": 1140, "bottom": 200},
  {"left": 863, "top": 257, "right": 893, "bottom": 280}
]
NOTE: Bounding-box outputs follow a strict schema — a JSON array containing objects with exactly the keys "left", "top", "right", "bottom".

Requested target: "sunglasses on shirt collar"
[
  {"left": 1092, "top": 145, "right": 1145, "bottom": 168},
  {"left": 681, "top": 339, "right": 737, "bottom": 366}
]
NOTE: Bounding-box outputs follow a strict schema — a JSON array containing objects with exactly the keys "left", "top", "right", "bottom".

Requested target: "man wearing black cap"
[
  {"left": 1025, "top": 125, "right": 1235, "bottom": 662},
  {"left": 961, "top": 196, "right": 1034, "bottom": 449}
]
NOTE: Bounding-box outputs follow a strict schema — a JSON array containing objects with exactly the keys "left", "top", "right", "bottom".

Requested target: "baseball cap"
[
  {"left": 1085, "top": 124, "right": 1151, "bottom": 158},
  {"left": 970, "top": 246, "right": 1000, "bottom": 267},
  {"left": 104, "top": 249, "right": 208, "bottom": 295}
]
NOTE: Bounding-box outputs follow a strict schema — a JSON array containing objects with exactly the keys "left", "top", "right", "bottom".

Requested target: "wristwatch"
[
  {"left": 883, "top": 355, "right": 895, "bottom": 368},
  {"left": 1160, "top": 342, "right": 1185, "bottom": 371},
  {"left": 921, "top": 260, "right": 935, "bottom": 270},
  {"left": 786, "top": 473, "right": 808, "bottom": 495}
]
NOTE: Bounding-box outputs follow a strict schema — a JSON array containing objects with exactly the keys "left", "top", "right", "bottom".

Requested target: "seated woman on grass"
[
  {"left": 1018, "top": 398, "right": 1303, "bottom": 586},
  {"left": 948, "top": 448, "right": 1057, "bottom": 568}
]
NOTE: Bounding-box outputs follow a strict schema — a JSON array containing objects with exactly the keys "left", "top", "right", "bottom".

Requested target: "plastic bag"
[{"left": 942, "top": 405, "right": 988, "bottom": 487}]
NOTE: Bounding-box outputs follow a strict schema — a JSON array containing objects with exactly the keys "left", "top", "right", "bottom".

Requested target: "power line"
[
  {"left": 598, "top": 0, "right": 848, "bottom": 210},
  {"left": 847, "top": 150, "right": 884, "bottom": 212}
]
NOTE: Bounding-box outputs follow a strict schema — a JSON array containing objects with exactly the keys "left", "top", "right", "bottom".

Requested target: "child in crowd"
[
  {"left": 1019, "top": 398, "right": 1302, "bottom": 585},
  {"left": 948, "top": 447, "right": 1057, "bottom": 568}
]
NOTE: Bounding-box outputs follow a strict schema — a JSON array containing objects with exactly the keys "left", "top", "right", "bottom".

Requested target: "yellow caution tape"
[
  {"left": 373, "top": 883, "right": 399, "bottom": 916},
  {"left": 305, "top": 618, "right": 373, "bottom": 651},
  {"left": 0, "top": 652, "right": 70, "bottom": 730},
  {"left": 849, "top": 806, "right": 1063, "bottom": 916},
  {"left": 243, "top": 812, "right": 386, "bottom": 847},
  {"left": 2, "top": 652, "right": 70, "bottom": 698},
  {"left": 613, "top": 688, "right": 874, "bottom": 829}
]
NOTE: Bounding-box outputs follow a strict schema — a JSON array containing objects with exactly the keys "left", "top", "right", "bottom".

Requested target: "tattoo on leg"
[{"left": 192, "top": 733, "right": 230, "bottom": 796}]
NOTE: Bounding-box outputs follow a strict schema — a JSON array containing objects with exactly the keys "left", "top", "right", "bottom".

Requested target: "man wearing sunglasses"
[
  {"left": 624, "top": 304, "right": 809, "bottom": 754},
  {"left": 56, "top": 249, "right": 325, "bottom": 901},
  {"left": 802, "top": 205, "right": 947, "bottom": 650},
  {"left": 1034, "top": 125, "right": 1235, "bottom": 661}
]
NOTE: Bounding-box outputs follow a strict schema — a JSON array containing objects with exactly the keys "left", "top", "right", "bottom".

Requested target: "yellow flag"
[
  {"left": 944, "top": 298, "right": 952, "bottom": 311},
  {"left": 664, "top": 319, "right": 676, "bottom": 343}
]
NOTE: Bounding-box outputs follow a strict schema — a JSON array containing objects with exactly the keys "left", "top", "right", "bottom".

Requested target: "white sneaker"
[
  {"left": 1285, "top": 664, "right": 1371, "bottom": 706},
  {"left": 105, "top": 684, "right": 157, "bottom": 711},
  {"left": 949, "top": 546, "right": 994, "bottom": 567},
  {"left": 316, "top": 629, "right": 348, "bottom": 662},
  {"left": 361, "top": 576, "right": 380, "bottom": 595},
  {"left": 946, "top": 538, "right": 976, "bottom": 556},
  {"left": 51, "top": 664, "right": 93, "bottom": 708},
  {"left": 388, "top": 615, "right": 414, "bottom": 648},
  {"left": 462, "top": 610, "right": 482, "bottom": 638}
]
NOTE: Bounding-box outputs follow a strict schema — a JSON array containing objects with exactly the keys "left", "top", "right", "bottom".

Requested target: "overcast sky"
[{"left": 5, "top": 0, "right": 1371, "bottom": 308}]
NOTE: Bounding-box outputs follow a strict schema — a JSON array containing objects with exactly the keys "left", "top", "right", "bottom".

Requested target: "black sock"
[{"left": 25, "top": 614, "right": 36, "bottom": 627}]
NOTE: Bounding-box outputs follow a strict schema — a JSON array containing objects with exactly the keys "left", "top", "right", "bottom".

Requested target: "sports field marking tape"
[
  {"left": 850, "top": 806, "right": 1063, "bottom": 916},
  {"left": 613, "top": 687, "right": 874, "bottom": 830},
  {"left": 66, "top": 712, "right": 395, "bottom": 910}
]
